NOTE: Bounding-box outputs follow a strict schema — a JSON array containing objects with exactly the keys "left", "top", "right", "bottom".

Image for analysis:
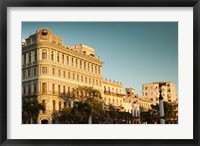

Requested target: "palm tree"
[{"left": 22, "top": 97, "right": 44, "bottom": 124}]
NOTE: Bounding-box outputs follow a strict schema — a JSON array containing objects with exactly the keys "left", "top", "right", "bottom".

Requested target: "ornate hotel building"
[{"left": 22, "top": 28, "right": 104, "bottom": 124}]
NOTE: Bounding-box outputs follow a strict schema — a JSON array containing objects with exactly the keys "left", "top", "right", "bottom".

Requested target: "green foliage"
[
  {"left": 54, "top": 86, "right": 133, "bottom": 124},
  {"left": 140, "top": 101, "right": 177, "bottom": 124},
  {"left": 22, "top": 97, "right": 44, "bottom": 124}
]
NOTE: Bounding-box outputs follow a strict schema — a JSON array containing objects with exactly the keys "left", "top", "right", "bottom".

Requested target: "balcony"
[{"left": 103, "top": 91, "right": 124, "bottom": 97}]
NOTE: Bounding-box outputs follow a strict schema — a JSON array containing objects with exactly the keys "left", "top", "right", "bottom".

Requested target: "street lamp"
[{"left": 159, "top": 84, "right": 165, "bottom": 124}]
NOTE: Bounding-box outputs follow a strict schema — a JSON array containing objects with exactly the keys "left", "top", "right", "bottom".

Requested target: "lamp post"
[{"left": 159, "top": 84, "right": 165, "bottom": 124}]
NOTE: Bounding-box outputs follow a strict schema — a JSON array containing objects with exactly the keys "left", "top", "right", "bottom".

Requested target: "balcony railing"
[{"left": 103, "top": 91, "right": 124, "bottom": 97}]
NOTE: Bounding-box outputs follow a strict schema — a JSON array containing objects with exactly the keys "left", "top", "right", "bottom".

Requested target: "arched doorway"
[{"left": 41, "top": 119, "right": 48, "bottom": 124}]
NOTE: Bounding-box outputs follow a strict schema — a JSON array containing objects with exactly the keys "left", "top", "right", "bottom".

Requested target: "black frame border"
[{"left": 0, "top": 0, "right": 199, "bottom": 146}]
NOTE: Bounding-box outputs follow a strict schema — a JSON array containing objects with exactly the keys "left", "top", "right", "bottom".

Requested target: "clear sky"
[{"left": 22, "top": 22, "right": 178, "bottom": 95}]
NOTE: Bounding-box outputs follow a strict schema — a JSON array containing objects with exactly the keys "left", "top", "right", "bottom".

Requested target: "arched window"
[
  {"left": 42, "top": 83, "right": 47, "bottom": 94},
  {"left": 42, "top": 50, "right": 47, "bottom": 59}
]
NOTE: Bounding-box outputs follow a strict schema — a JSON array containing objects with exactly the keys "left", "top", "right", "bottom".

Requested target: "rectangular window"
[
  {"left": 85, "top": 77, "right": 87, "bottom": 83},
  {"left": 59, "top": 101, "right": 61, "bottom": 111},
  {"left": 68, "top": 72, "right": 70, "bottom": 79},
  {"left": 95, "top": 66, "right": 97, "bottom": 74},
  {"left": 68, "top": 87, "right": 70, "bottom": 93},
  {"left": 80, "top": 60, "right": 82, "bottom": 69},
  {"left": 34, "top": 84, "right": 37, "bottom": 93},
  {"left": 91, "top": 65, "right": 93, "bottom": 73},
  {"left": 51, "top": 51, "right": 54, "bottom": 61},
  {"left": 104, "top": 86, "right": 106, "bottom": 92},
  {"left": 58, "top": 85, "right": 60, "bottom": 94},
  {"left": 42, "top": 100, "right": 46, "bottom": 111},
  {"left": 28, "top": 70, "right": 31, "bottom": 77},
  {"left": 52, "top": 68, "right": 55, "bottom": 75},
  {"left": 24, "top": 54, "right": 26, "bottom": 64},
  {"left": 42, "top": 67, "right": 47, "bottom": 74},
  {"left": 23, "top": 86, "right": 26, "bottom": 94},
  {"left": 63, "top": 86, "right": 65, "bottom": 93},
  {"left": 42, "top": 50, "right": 47, "bottom": 59},
  {"left": 88, "top": 63, "right": 90, "bottom": 71},
  {"left": 73, "top": 74, "right": 75, "bottom": 80},
  {"left": 76, "top": 59, "right": 78, "bottom": 67},
  {"left": 96, "top": 80, "right": 98, "bottom": 86},
  {"left": 89, "top": 78, "right": 91, "bottom": 84},
  {"left": 71, "top": 58, "right": 74, "bottom": 66},
  {"left": 53, "top": 100, "right": 55, "bottom": 112},
  {"left": 28, "top": 85, "right": 31, "bottom": 94},
  {"left": 98, "top": 67, "right": 100, "bottom": 74},
  {"left": 52, "top": 84, "right": 55, "bottom": 94},
  {"left": 84, "top": 62, "right": 86, "bottom": 70},
  {"left": 33, "top": 68, "right": 36, "bottom": 76},
  {"left": 23, "top": 70, "right": 26, "bottom": 78},
  {"left": 93, "top": 79, "right": 95, "bottom": 85},
  {"left": 99, "top": 81, "right": 101, "bottom": 86},
  {"left": 67, "top": 56, "right": 69, "bottom": 65},
  {"left": 63, "top": 71, "right": 65, "bottom": 78},
  {"left": 77, "top": 75, "right": 79, "bottom": 81},
  {"left": 34, "top": 50, "right": 37, "bottom": 61},
  {"left": 81, "top": 76, "right": 83, "bottom": 82},
  {"left": 62, "top": 54, "right": 64, "bottom": 63},
  {"left": 57, "top": 53, "right": 59, "bottom": 62},
  {"left": 29, "top": 52, "right": 31, "bottom": 63},
  {"left": 64, "top": 102, "right": 66, "bottom": 108}
]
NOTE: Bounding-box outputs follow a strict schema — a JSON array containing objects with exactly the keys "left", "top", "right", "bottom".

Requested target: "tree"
[
  {"left": 54, "top": 86, "right": 135, "bottom": 124},
  {"left": 55, "top": 86, "right": 105, "bottom": 124},
  {"left": 140, "top": 101, "right": 177, "bottom": 124},
  {"left": 22, "top": 97, "right": 44, "bottom": 124}
]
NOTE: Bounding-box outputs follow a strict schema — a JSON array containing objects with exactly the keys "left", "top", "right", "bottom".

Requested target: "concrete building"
[{"left": 142, "top": 81, "right": 178, "bottom": 105}]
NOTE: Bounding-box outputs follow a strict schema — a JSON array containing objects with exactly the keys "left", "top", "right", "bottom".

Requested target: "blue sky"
[{"left": 22, "top": 22, "right": 178, "bottom": 95}]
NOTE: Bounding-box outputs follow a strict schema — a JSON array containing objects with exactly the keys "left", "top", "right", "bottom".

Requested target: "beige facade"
[
  {"left": 142, "top": 81, "right": 178, "bottom": 105},
  {"left": 22, "top": 28, "right": 104, "bottom": 124},
  {"left": 102, "top": 79, "right": 123, "bottom": 108}
]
